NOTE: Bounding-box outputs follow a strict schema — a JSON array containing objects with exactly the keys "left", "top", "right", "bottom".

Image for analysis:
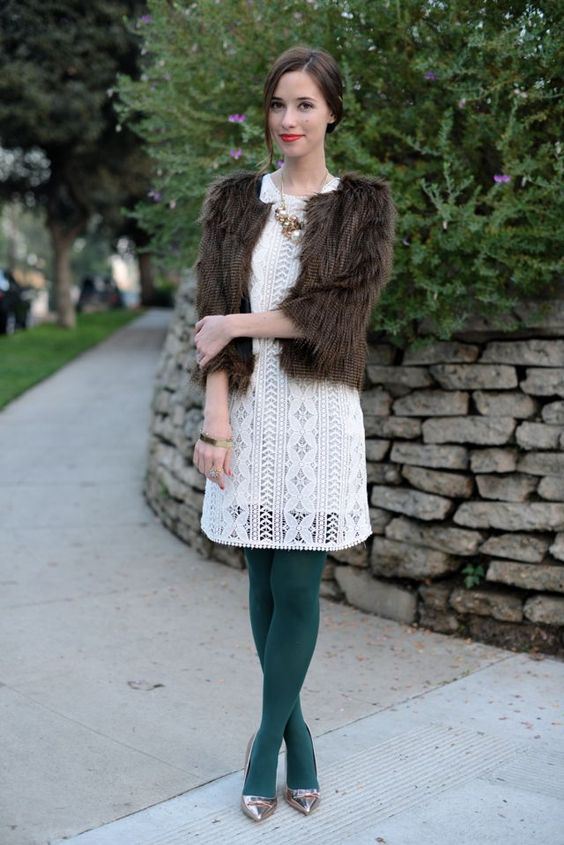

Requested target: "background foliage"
[{"left": 116, "top": 0, "right": 562, "bottom": 343}]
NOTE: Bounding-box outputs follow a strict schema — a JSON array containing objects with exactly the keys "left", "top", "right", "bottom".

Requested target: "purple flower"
[
  {"left": 276, "top": 159, "right": 284, "bottom": 168},
  {"left": 424, "top": 70, "right": 438, "bottom": 81},
  {"left": 147, "top": 189, "right": 161, "bottom": 201},
  {"left": 228, "top": 113, "right": 247, "bottom": 123},
  {"left": 229, "top": 147, "right": 243, "bottom": 159},
  {"left": 139, "top": 14, "right": 153, "bottom": 24},
  {"left": 493, "top": 174, "right": 512, "bottom": 183}
]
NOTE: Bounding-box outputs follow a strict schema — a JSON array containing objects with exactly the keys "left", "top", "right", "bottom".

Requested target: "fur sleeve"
[
  {"left": 188, "top": 176, "right": 243, "bottom": 391},
  {"left": 274, "top": 179, "right": 397, "bottom": 375}
]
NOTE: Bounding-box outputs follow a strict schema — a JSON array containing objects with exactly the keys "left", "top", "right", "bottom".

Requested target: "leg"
[
  {"left": 244, "top": 547, "right": 319, "bottom": 787},
  {"left": 243, "top": 547, "right": 327, "bottom": 797}
]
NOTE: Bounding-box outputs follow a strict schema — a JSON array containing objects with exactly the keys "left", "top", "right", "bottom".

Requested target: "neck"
[{"left": 277, "top": 154, "right": 330, "bottom": 194}]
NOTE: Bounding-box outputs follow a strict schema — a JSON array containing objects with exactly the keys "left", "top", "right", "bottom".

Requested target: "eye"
[{"left": 269, "top": 101, "right": 314, "bottom": 110}]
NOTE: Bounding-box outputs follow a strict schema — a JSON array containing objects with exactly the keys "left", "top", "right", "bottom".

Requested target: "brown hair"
[{"left": 258, "top": 45, "right": 344, "bottom": 173}]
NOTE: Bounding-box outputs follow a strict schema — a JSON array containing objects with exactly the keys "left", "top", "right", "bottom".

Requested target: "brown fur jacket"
[{"left": 188, "top": 168, "right": 397, "bottom": 396}]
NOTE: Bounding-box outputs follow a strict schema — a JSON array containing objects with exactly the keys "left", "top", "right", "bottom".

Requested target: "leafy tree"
[
  {"left": 0, "top": 0, "right": 155, "bottom": 327},
  {"left": 116, "top": 0, "right": 562, "bottom": 343}
]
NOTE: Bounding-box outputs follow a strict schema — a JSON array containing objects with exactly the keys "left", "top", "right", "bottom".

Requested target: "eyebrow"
[{"left": 271, "top": 96, "right": 317, "bottom": 102}]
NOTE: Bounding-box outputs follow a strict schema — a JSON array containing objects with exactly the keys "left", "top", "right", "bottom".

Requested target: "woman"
[{"left": 190, "top": 45, "right": 396, "bottom": 822}]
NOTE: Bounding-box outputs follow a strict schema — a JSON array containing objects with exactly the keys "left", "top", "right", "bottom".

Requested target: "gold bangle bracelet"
[{"left": 199, "top": 431, "right": 233, "bottom": 448}]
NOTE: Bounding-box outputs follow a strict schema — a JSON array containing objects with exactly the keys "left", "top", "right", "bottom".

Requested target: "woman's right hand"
[{"left": 193, "top": 423, "right": 233, "bottom": 490}]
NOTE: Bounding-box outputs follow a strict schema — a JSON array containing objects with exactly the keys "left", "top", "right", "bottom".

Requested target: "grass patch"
[{"left": 0, "top": 308, "right": 147, "bottom": 410}]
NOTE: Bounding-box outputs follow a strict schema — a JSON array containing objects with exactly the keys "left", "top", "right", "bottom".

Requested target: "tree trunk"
[
  {"left": 138, "top": 250, "right": 156, "bottom": 306},
  {"left": 47, "top": 218, "right": 85, "bottom": 328}
]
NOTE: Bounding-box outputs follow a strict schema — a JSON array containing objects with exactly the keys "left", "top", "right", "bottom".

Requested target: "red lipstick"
[{"left": 280, "top": 134, "right": 304, "bottom": 142}]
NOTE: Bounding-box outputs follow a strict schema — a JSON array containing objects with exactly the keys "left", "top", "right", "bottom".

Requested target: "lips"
[{"left": 280, "top": 134, "right": 304, "bottom": 142}]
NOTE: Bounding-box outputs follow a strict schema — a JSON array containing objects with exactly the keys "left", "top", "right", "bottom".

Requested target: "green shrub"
[{"left": 116, "top": 0, "right": 562, "bottom": 343}]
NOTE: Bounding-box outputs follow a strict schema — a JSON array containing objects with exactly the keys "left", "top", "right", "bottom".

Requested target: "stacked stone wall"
[{"left": 144, "top": 272, "right": 564, "bottom": 656}]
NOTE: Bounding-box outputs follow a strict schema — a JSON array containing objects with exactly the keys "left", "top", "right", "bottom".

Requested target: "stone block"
[
  {"left": 469, "top": 448, "right": 518, "bottom": 473},
  {"left": 472, "top": 390, "right": 538, "bottom": 418},
  {"left": 156, "top": 465, "right": 187, "bottom": 502},
  {"left": 538, "top": 476, "right": 564, "bottom": 501},
  {"left": 371, "top": 536, "right": 460, "bottom": 578},
  {"left": 360, "top": 388, "right": 393, "bottom": 416},
  {"left": 481, "top": 339, "right": 564, "bottom": 367},
  {"left": 371, "top": 485, "right": 454, "bottom": 521},
  {"left": 541, "top": 400, "right": 564, "bottom": 425},
  {"left": 422, "top": 415, "right": 516, "bottom": 445},
  {"left": 429, "top": 363, "right": 518, "bottom": 390},
  {"left": 418, "top": 607, "right": 461, "bottom": 634},
  {"left": 465, "top": 614, "right": 562, "bottom": 654},
  {"left": 365, "top": 439, "right": 391, "bottom": 461},
  {"left": 486, "top": 560, "right": 564, "bottom": 593},
  {"left": 320, "top": 579, "right": 344, "bottom": 600},
  {"left": 366, "top": 416, "right": 422, "bottom": 439},
  {"left": 479, "top": 533, "right": 549, "bottom": 563},
  {"left": 333, "top": 565, "right": 417, "bottom": 623},
  {"left": 475, "top": 473, "right": 538, "bottom": 502},
  {"left": 401, "top": 465, "right": 473, "bottom": 499},
  {"left": 369, "top": 507, "right": 394, "bottom": 534},
  {"left": 366, "top": 366, "right": 434, "bottom": 388},
  {"left": 449, "top": 586, "right": 523, "bottom": 622},
  {"left": 516, "top": 421, "right": 564, "bottom": 450},
  {"left": 366, "top": 343, "right": 397, "bottom": 365},
  {"left": 153, "top": 389, "right": 173, "bottom": 415},
  {"left": 520, "top": 368, "right": 564, "bottom": 397},
  {"left": 367, "top": 463, "right": 402, "bottom": 485},
  {"left": 329, "top": 543, "right": 369, "bottom": 568},
  {"left": 176, "top": 502, "right": 203, "bottom": 533},
  {"left": 454, "top": 501, "right": 564, "bottom": 532},
  {"left": 513, "top": 299, "right": 564, "bottom": 332},
  {"left": 385, "top": 515, "right": 485, "bottom": 556},
  {"left": 402, "top": 341, "right": 480, "bottom": 365},
  {"left": 523, "top": 594, "right": 564, "bottom": 626},
  {"left": 391, "top": 442, "right": 469, "bottom": 469},
  {"left": 517, "top": 451, "right": 564, "bottom": 477},
  {"left": 152, "top": 413, "right": 179, "bottom": 446},
  {"left": 419, "top": 581, "right": 452, "bottom": 611},
  {"left": 549, "top": 533, "right": 564, "bottom": 562},
  {"left": 392, "top": 389, "right": 469, "bottom": 417}
]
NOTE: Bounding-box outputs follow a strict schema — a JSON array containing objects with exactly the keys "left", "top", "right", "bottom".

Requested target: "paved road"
[{"left": 0, "top": 309, "right": 562, "bottom": 845}]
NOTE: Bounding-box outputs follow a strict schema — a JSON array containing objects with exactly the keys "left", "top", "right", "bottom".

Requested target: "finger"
[
  {"left": 224, "top": 449, "right": 233, "bottom": 477},
  {"left": 205, "top": 451, "right": 225, "bottom": 489}
]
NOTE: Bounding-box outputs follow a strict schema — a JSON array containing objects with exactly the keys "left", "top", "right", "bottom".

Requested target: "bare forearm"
[
  {"left": 226, "top": 310, "right": 305, "bottom": 340},
  {"left": 203, "top": 369, "right": 230, "bottom": 431}
]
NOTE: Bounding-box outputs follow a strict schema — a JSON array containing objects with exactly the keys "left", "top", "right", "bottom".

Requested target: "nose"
[{"left": 281, "top": 108, "right": 298, "bottom": 130}]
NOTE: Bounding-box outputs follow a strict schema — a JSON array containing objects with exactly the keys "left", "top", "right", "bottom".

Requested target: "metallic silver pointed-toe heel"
[
  {"left": 240, "top": 732, "right": 278, "bottom": 822},
  {"left": 285, "top": 721, "right": 321, "bottom": 815}
]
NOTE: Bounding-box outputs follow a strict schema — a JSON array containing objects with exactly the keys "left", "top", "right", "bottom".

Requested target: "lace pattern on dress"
[{"left": 200, "top": 172, "right": 373, "bottom": 551}]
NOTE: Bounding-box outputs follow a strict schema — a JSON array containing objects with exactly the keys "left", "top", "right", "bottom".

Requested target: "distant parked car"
[
  {"left": 0, "top": 269, "right": 35, "bottom": 334},
  {"left": 77, "top": 274, "right": 124, "bottom": 313}
]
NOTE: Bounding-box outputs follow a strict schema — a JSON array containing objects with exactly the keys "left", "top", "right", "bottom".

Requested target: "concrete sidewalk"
[{"left": 0, "top": 308, "right": 562, "bottom": 845}]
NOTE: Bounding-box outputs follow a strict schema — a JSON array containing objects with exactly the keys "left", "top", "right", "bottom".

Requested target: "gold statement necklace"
[{"left": 274, "top": 167, "right": 330, "bottom": 243}]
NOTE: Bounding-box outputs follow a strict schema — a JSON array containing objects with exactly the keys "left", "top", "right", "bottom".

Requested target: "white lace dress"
[{"left": 200, "top": 171, "right": 373, "bottom": 551}]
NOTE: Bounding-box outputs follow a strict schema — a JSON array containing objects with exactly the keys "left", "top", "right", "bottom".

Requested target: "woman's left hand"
[{"left": 194, "top": 315, "right": 232, "bottom": 368}]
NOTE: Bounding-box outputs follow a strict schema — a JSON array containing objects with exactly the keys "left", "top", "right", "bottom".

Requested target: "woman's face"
[{"left": 268, "top": 70, "right": 335, "bottom": 160}]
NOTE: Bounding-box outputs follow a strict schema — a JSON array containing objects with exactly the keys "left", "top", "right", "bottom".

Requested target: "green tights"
[{"left": 243, "top": 546, "right": 327, "bottom": 798}]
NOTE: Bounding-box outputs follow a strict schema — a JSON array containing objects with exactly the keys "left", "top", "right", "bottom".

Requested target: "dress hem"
[{"left": 200, "top": 525, "right": 373, "bottom": 552}]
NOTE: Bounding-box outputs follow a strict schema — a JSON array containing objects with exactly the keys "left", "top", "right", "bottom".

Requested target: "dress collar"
[{"left": 260, "top": 171, "right": 341, "bottom": 204}]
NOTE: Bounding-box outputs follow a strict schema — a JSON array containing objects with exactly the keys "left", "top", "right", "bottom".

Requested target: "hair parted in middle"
[{"left": 258, "top": 45, "right": 344, "bottom": 173}]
